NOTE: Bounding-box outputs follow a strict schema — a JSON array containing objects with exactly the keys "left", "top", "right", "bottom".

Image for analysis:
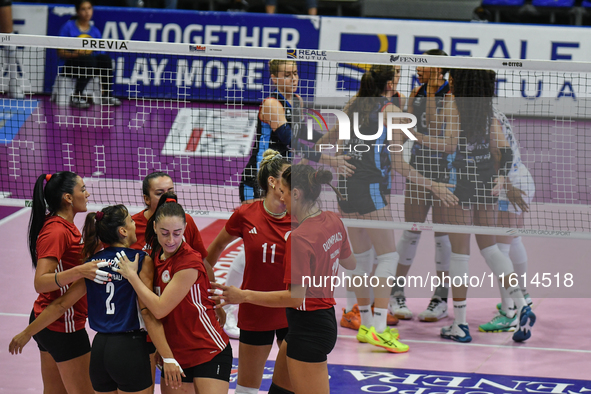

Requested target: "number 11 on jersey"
[{"left": 262, "top": 243, "right": 276, "bottom": 263}]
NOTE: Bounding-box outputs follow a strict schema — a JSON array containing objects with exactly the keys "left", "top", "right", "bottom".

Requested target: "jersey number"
[
  {"left": 262, "top": 243, "right": 276, "bottom": 264},
  {"left": 105, "top": 282, "right": 115, "bottom": 315}
]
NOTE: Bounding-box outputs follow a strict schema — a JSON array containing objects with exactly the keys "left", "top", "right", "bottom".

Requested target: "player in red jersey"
[
  {"left": 211, "top": 164, "right": 357, "bottom": 394},
  {"left": 131, "top": 171, "right": 212, "bottom": 394},
  {"left": 113, "top": 193, "right": 231, "bottom": 394},
  {"left": 27, "top": 171, "right": 111, "bottom": 393},
  {"left": 205, "top": 149, "right": 292, "bottom": 394}
]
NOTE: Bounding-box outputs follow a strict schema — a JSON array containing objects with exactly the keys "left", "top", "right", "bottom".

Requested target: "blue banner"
[{"left": 44, "top": 6, "right": 320, "bottom": 101}]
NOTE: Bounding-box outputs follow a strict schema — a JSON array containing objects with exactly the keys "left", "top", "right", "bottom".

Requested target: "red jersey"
[
  {"left": 284, "top": 211, "right": 352, "bottom": 312},
  {"left": 225, "top": 201, "right": 291, "bottom": 331},
  {"left": 131, "top": 210, "right": 207, "bottom": 258},
  {"left": 153, "top": 242, "right": 228, "bottom": 369},
  {"left": 33, "top": 216, "right": 87, "bottom": 333}
]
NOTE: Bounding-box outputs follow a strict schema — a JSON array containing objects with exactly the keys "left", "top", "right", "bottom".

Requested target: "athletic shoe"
[
  {"left": 440, "top": 322, "right": 472, "bottom": 342},
  {"left": 222, "top": 304, "right": 240, "bottom": 339},
  {"left": 388, "top": 294, "right": 413, "bottom": 320},
  {"left": 496, "top": 293, "right": 533, "bottom": 312},
  {"left": 341, "top": 304, "right": 361, "bottom": 330},
  {"left": 512, "top": 305, "right": 536, "bottom": 342},
  {"left": 101, "top": 97, "right": 122, "bottom": 106},
  {"left": 356, "top": 324, "right": 369, "bottom": 343},
  {"left": 70, "top": 96, "right": 90, "bottom": 109},
  {"left": 370, "top": 304, "right": 399, "bottom": 326},
  {"left": 366, "top": 326, "right": 409, "bottom": 353},
  {"left": 478, "top": 313, "right": 518, "bottom": 332},
  {"left": 418, "top": 296, "right": 448, "bottom": 322}
]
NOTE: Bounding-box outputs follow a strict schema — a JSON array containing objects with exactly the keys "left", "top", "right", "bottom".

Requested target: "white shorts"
[{"left": 498, "top": 165, "right": 535, "bottom": 214}]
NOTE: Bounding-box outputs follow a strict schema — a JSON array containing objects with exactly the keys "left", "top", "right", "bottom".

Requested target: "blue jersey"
[
  {"left": 85, "top": 247, "right": 146, "bottom": 333},
  {"left": 58, "top": 20, "right": 105, "bottom": 55}
]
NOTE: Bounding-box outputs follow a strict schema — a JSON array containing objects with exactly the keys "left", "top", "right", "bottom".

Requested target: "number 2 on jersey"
[
  {"left": 105, "top": 282, "right": 115, "bottom": 315},
  {"left": 262, "top": 243, "right": 276, "bottom": 264}
]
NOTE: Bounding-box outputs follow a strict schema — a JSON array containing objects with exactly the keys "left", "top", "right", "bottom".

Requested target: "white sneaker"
[
  {"left": 101, "top": 97, "right": 122, "bottom": 106},
  {"left": 418, "top": 296, "right": 448, "bottom": 322},
  {"left": 8, "top": 79, "right": 23, "bottom": 99},
  {"left": 223, "top": 304, "right": 239, "bottom": 339},
  {"left": 388, "top": 293, "right": 413, "bottom": 320}
]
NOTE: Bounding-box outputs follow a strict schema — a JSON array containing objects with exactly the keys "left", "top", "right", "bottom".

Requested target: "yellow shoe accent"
[
  {"left": 366, "top": 326, "right": 409, "bottom": 353},
  {"left": 356, "top": 324, "right": 369, "bottom": 343}
]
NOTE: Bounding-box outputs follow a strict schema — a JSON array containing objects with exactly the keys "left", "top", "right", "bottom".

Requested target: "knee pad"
[
  {"left": 268, "top": 383, "right": 295, "bottom": 394},
  {"left": 434, "top": 234, "right": 451, "bottom": 272},
  {"left": 351, "top": 250, "right": 372, "bottom": 276},
  {"left": 509, "top": 237, "right": 528, "bottom": 267},
  {"left": 374, "top": 252, "right": 399, "bottom": 278},
  {"left": 480, "top": 245, "right": 514, "bottom": 278},
  {"left": 236, "top": 384, "right": 260, "bottom": 394},
  {"left": 448, "top": 253, "right": 470, "bottom": 287},
  {"left": 497, "top": 242, "right": 511, "bottom": 258},
  {"left": 396, "top": 230, "right": 421, "bottom": 266}
]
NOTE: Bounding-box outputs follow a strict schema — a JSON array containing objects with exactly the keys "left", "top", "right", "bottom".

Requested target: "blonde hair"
[
  {"left": 269, "top": 59, "right": 296, "bottom": 76},
  {"left": 257, "top": 149, "right": 290, "bottom": 195}
]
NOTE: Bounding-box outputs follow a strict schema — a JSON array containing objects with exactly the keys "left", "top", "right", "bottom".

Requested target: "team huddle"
[{"left": 8, "top": 54, "right": 536, "bottom": 394}]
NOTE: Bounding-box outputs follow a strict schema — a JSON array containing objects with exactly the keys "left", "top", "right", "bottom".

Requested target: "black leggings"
[{"left": 63, "top": 54, "right": 114, "bottom": 96}]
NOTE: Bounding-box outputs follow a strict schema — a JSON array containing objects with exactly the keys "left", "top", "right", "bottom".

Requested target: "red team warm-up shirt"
[
  {"left": 225, "top": 201, "right": 291, "bottom": 331},
  {"left": 153, "top": 242, "right": 228, "bottom": 368},
  {"left": 284, "top": 211, "right": 352, "bottom": 312},
  {"left": 131, "top": 210, "right": 208, "bottom": 258},
  {"left": 33, "top": 216, "right": 87, "bottom": 333}
]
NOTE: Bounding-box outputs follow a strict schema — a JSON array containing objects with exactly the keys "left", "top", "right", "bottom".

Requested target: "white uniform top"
[{"left": 493, "top": 107, "right": 522, "bottom": 175}]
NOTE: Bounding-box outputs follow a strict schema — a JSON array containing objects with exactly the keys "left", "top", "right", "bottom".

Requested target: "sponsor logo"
[
  {"left": 1, "top": 35, "right": 11, "bottom": 43},
  {"left": 82, "top": 39, "right": 128, "bottom": 50},
  {"left": 390, "top": 54, "right": 427, "bottom": 64},
  {"left": 290, "top": 49, "right": 328, "bottom": 61},
  {"left": 503, "top": 61, "right": 523, "bottom": 67},
  {"left": 517, "top": 229, "right": 571, "bottom": 237},
  {"left": 162, "top": 270, "right": 171, "bottom": 283},
  {"left": 249, "top": 227, "right": 258, "bottom": 235},
  {"left": 189, "top": 45, "right": 206, "bottom": 52}
]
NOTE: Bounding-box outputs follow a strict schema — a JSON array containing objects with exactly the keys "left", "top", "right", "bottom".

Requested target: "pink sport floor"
[{"left": 1, "top": 208, "right": 590, "bottom": 393}]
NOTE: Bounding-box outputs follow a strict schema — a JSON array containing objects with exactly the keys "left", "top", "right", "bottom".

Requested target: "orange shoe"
[
  {"left": 371, "top": 304, "right": 399, "bottom": 326},
  {"left": 340, "top": 304, "right": 361, "bottom": 330}
]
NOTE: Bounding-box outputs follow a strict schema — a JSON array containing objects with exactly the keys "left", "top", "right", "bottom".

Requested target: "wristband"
[
  {"left": 162, "top": 358, "right": 184, "bottom": 373},
  {"left": 55, "top": 272, "right": 62, "bottom": 288}
]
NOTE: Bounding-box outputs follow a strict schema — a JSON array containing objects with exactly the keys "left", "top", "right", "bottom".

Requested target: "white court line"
[
  {"left": 337, "top": 334, "right": 591, "bottom": 354},
  {"left": 0, "top": 312, "right": 29, "bottom": 317},
  {"left": 0, "top": 207, "right": 29, "bottom": 227}
]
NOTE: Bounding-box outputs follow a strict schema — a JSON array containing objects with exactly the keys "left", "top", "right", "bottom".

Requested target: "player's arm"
[
  {"left": 261, "top": 98, "right": 291, "bottom": 146},
  {"left": 137, "top": 255, "right": 184, "bottom": 388},
  {"left": 339, "top": 253, "right": 356, "bottom": 271},
  {"left": 203, "top": 227, "right": 239, "bottom": 269},
  {"left": 9, "top": 279, "right": 87, "bottom": 354},
  {"left": 34, "top": 257, "right": 110, "bottom": 294},
  {"left": 210, "top": 283, "right": 305, "bottom": 309}
]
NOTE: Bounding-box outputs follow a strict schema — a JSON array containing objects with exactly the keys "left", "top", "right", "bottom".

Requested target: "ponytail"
[
  {"left": 28, "top": 171, "right": 79, "bottom": 268},
  {"left": 257, "top": 149, "right": 290, "bottom": 195},
  {"left": 290, "top": 164, "right": 341, "bottom": 204},
  {"left": 81, "top": 205, "right": 128, "bottom": 261}
]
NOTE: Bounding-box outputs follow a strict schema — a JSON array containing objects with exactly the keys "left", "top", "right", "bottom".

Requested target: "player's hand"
[
  {"left": 111, "top": 251, "right": 139, "bottom": 279},
  {"left": 78, "top": 260, "right": 112, "bottom": 284},
  {"left": 330, "top": 155, "right": 356, "bottom": 177},
  {"left": 162, "top": 358, "right": 185, "bottom": 389},
  {"left": 209, "top": 282, "right": 246, "bottom": 305},
  {"left": 8, "top": 331, "right": 32, "bottom": 355},
  {"left": 215, "top": 305, "right": 226, "bottom": 326},
  {"left": 507, "top": 184, "right": 529, "bottom": 213},
  {"left": 491, "top": 176, "right": 506, "bottom": 197},
  {"left": 430, "top": 182, "right": 459, "bottom": 207}
]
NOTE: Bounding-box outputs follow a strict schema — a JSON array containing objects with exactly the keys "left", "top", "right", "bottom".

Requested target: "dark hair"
[
  {"left": 282, "top": 164, "right": 341, "bottom": 204},
  {"left": 28, "top": 172, "right": 79, "bottom": 268},
  {"left": 257, "top": 149, "right": 290, "bottom": 195},
  {"left": 75, "top": 0, "right": 92, "bottom": 13},
  {"left": 449, "top": 68, "right": 495, "bottom": 144},
  {"left": 345, "top": 65, "right": 395, "bottom": 129},
  {"left": 145, "top": 192, "right": 186, "bottom": 259},
  {"left": 142, "top": 172, "right": 173, "bottom": 205},
  {"left": 81, "top": 205, "right": 128, "bottom": 261},
  {"left": 423, "top": 49, "right": 450, "bottom": 77}
]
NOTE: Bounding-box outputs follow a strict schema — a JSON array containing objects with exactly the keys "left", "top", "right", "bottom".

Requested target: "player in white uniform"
[{"left": 479, "top": 108, "right": 535, "bottom": 333}]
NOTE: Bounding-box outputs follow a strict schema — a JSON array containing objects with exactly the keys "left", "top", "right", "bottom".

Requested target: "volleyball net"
[{"left": 1, "top": 34, "right": 590, "bottom": 239}]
